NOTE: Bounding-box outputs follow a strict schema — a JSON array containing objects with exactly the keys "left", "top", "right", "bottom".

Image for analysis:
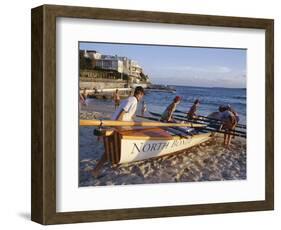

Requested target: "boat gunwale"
[
  {"left": 121, "top": 131, "right": 212, "bottom": 140},
  {"left": 122, "top": 132, "right": 212, "bottom": 141}
]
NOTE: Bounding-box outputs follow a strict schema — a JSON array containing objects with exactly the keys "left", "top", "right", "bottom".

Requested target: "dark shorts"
[{"left": 115, "top": 100, "right": 120, "bottom": 106}]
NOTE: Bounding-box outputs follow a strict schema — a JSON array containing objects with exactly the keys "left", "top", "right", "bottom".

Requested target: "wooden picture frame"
[{"left": 31, "top": 4, "right": 274, "bottom": 225}]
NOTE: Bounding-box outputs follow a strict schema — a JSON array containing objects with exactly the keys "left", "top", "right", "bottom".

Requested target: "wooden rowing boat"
[
  {"left": 80, "top": 119, "right": 213, "bottom": 175},
  {"left": 96, "top": 126, "right": 213, "bottom": 165}
]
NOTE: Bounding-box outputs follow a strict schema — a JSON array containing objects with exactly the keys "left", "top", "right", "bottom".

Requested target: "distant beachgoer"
[
  {"left": 161, "top": 96, "right": 181, "bottom": 122},
  {"left": 187, "top": 99, "right": 200, "bottom": 120},
  {"left": 141, "top": 101, "right": 147, "bottom": 116},
  {"left": 80, "top": 89, "right": 87, "bottom": 106},
  {"left": 113, "top": 89, "right": 120, "bottom": 109},
  {"left": 219, "top": 105, "right": 237, "bottom": 147},
  {"left": 111, "top": 86, "right": 145, "bottom": 121}
]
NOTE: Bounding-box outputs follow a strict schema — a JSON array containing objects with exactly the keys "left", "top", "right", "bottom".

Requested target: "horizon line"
[{"left": 153, "top": 84, "right": 246, "bottom": 89}]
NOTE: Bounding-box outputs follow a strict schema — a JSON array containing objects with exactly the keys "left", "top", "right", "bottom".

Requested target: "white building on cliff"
[{"left": 82, "top": 50, "right": 149, "bottom": 84}]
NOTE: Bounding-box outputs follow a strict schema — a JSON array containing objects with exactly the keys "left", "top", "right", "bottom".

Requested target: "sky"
[{"left": 79, "top": 42, "right": 246, "bottom": 88}]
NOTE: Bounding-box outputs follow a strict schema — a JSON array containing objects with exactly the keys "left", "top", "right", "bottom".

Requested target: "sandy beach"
[{"left": 79, "top": 99, "right": 246, "bottom": 187}]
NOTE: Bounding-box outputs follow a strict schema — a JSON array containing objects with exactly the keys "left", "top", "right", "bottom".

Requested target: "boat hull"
[
  {"left": 119, "top": 133, "right": 212, "bottom": 164},
  {"left": 102, "top": 127, "right": 212, "bottom": 165}
]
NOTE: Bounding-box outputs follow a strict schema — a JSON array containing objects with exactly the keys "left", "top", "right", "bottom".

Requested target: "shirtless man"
[
  {"left": 187, "top": 99, "right": 200, "bottom": 120},
  {"left": 113, "top": 89, "right": 120, "bottom": 110},
  {"left": 160, "top": 96, "right": 181, "bottom": 122}
]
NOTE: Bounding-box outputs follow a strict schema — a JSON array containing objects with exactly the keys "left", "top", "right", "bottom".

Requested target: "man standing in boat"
[
  {"left": 111, "top": 86, "right": 145, "bottom": 121},
  {"left": 160, "top": 96, "right": 181, "bottom": 122}
]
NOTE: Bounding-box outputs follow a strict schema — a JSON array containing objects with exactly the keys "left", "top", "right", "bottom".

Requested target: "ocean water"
[
  {"left": 83, "top": 85, "right": 247, "bottom": 125},
  {"left": 142, "top": 86, "right": 246, "bottom": 125}
]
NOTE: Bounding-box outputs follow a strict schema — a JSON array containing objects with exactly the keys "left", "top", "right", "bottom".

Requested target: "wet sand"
[{"left": 79, "top": 100, "right": 246, "bottom": 186}]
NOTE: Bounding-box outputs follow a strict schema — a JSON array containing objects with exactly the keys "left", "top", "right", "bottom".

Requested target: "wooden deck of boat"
[
  {"left": 118, "top": 127, "right": 170, "bottom": 136},
  {"left": 114, "top": 126, "right": 211, "bottom": 141}
]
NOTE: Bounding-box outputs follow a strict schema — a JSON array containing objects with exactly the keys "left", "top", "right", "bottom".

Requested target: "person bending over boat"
[
  {"left": 225, "top": 104, "right": 240, "bottom": 123},
  {"left": 160, "top": 96, "right": 181, "bottom": 122},
  {"left": 111, "top": 86, "right": 145, "bottom": 121},
  {"left": 187, "top": 99, "right": 200, "bottom": 120},
  {"left": 219, "top": 105, "right": 237, "bottom": 147}
]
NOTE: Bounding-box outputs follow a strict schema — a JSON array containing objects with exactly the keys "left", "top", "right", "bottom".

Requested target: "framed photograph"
[{"left": 31, "top": 4, "right": 274, "bottom": 225}]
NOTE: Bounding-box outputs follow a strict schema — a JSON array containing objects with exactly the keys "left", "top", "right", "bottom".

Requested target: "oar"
[
  {"left": 173, "top": 114, "right": 246, "bottom": 135},
  {"left": 198, "top": 115, "right": 246, "bottom": 129},
  {"left": 174, "top": 109, "right": 246, "bottom": 129},
  {"left": 148, "top": 111, "right": 246, "bottom": 138},
  {"left": 136, "top": 115, "right": 159, "bottom": 121},
  {"left": 172, "top": 115, "right": 246, "bottom": 135},
  {"left": 175, "top": 109, "right": 247, "bottom": 129},
  {"left": 140, "top": 114, "right": 246, "bottom": 138},
  {"left": 200, "top": 127, "right": 246, "bottom": 138},
  {"left": 80, "top": 119, "right": 206, "bottom": 128}
]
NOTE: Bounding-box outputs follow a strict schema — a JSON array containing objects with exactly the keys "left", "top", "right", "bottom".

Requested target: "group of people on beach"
[
  {"left": 160, "top": 96, "right": 200, "bottom": 122},
  {"left": 158, "top": 95, "right": 239, "bottom": 147},
  {"left": 83, "top": 86, "right": 240, "bottom": 147}
]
